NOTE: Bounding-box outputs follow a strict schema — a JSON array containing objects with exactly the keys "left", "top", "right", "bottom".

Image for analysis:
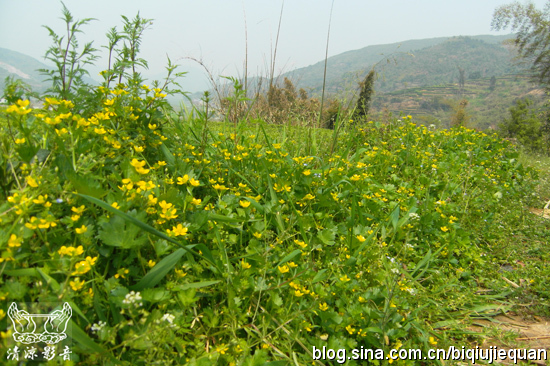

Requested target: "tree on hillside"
[
  {"left": 492, "top": 1, "right": 550, "bottom": 87},
  {"left": 353, "top": 69, "right": 376, "bottom": 120}
]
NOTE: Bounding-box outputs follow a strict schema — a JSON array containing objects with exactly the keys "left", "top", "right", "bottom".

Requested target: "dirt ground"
[{"left": 469, "top": 313, "right": 550, "bottom": 365}]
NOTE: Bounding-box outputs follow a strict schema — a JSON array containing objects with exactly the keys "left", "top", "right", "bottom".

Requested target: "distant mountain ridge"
[
  {"left": 0, "top": 47, "right": 51, "bottom": 94},
  {"left": 283, "top": 34, "right": 523, "bottom": 96}
]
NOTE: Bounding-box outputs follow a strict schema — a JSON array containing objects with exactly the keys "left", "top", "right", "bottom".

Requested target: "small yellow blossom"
[
  {"left": 70, "top": 278, "right": 85, "bottom": 291},
  {"left": 319, "top": 302, "right": 329, "bottom": 311},
  {"left": 8, "top": 234, "right": 22, "bottom": 248},
  {"left": 278, "top": 265, "right": 289, "bottom": 274},
  {"left": 26, "top": 176, "right": 39, "bottom": 188},
  {"left": 241, "top": 260, "right": 251, "bottom": 269},
  {"left": 75, "top": 225, "right": 88, "bottom": 234},
  {"left": 239, "top": 200, "right": 251, "bottom": 208}
]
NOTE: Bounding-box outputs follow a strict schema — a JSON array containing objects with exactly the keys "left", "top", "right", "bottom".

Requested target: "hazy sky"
[{"left": 1, "top": 0, "right": 547, "bottom": 90}]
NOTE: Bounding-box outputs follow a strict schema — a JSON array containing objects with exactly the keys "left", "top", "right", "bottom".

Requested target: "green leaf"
[
  {"left": 67, "top": 171, "right": 105, "bottom": 198},
  {"left": 389, "top": 205, "right": 400, "bottom": 231},
  {"left": 174, "top": 280, "right": 221, "bottom": 291},
  {"left": 36, "top": 268, "right": 60, "bottom": 293},
  {"left": 160, "top": 144, "right": 175, "bottom": 165},
  {"left": 277, "top": 249, "right": 302, "bottom": 267},
  {"left": 317, "top": 229, "right": 335, "bottom": 245},
  {"left": 98, "top": 210, "right": 148, "bottom": 249},
  {"left": 312, "top": 269, "right": 329, "bottom": 283},
  {"left": 131, "top": 248, "right": 186, "bottom": 291},
  {"left": 78, "top": 194, "right": 219, "bottom": 271},
  {"left": 70, "top": 320, "right": 120, "bottom": 363}
]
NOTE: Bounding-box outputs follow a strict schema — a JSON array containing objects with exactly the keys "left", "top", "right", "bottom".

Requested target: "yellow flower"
[
  {"left": 190, "top": 178, "right": 200, "bottom": 187},
  {"left": 239, "top": 200, "right": 251, "bottom": 208},
  {"left": 75, "top": 225, "right": 88, "bottom": 234},
  {"left": 346, "top": 325, "right": 355, "bottom": 335},
  {"left": 148, "top": 260, "right": 156, "bottom": 268},
  {"left": 241, "top": 260, "right": 251, "bottom": 269},
  {"left": 134, "top": 145, "right": 145, "bottom": 153},
  {"left": 15, "top": 138, "right": 26, "bottom": 144},
  {"left": 287, "top": 261, "right": 298, "bottom": 268},
  {"left": 191, "top": 198, "right": 202, "bottom": 205},
  {"left": 340, "top": 275, "right": 351, "bottom": 282},
  {"left": 278, "top": 265, "right": 289, "bottom": 274},
  {"left": 148, "top": 123, "right": 157, "bottom": 130},
  {"left": 70, "top": 278, "right": 85, "bottom": 291},
  {"left": 303, "top": 170, "right": 311, "bottom": 176},
  {"left": 177, "top": 175, "right": 189, "bottom": 185},
  {"left": 72, "top": 256, "right": 97, "bottom": 275},
  {"left": 175, "top": 268, "right": 187, "bottom": 278},
  {"left": 440, "top": 226, "right": 449, "bottom": 232},
  {"left": 114, "top": 268, "right": 129, "bottom": 279},
  {"left": 356, "top": 235, "right": 366, "bottom": 242},
  {"left": 111, "top": 202, "right": 120, "bottom": 209},
  {"left": 94, "top": 127, "right": 107, "bottom": 135},
  {"left": 319, "top": 302, "right": 329, "bottom": 311},
  {"left": 71, "top": 214, "right": 81, "bottom": 221},
  {"left": 26, "top": 176, "right": 39, "bottom": 188},
  {"left": 429, "top": 336, "right": 437, "bottom": 346},
  {"left": 8, "top": 234, "right": 22, "bottom": 248},
  {"left": 294, "top": 290, "right": 305, "bottom": 297},
  {"left": 294, "top": 239, "right": 307, "bottom": 249},
  {"left": 253, "top": 232, "right": 262, "bottom": 239},
  {"left": 169, "top": 224, "right": 188, "bottom": 237},
  {"left": 72, "top": 205, "right": 85, "bottom": 214},
  {"left": 350, "top": 174, "right": 361, "bottom": 181}
]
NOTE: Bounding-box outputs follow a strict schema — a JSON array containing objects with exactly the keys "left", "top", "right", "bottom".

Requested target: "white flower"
[
  {"left": 91, "top": 321, "right": 106, "bottom": 332},
  {"left": 161, "top": 313, "right": 175, "bottom": 324},
  {"left": 122, "top": 291, "right": 143, "bottom": 307}
]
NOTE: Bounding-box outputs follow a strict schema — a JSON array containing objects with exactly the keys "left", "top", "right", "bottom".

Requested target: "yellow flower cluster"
[
  {"left": 130, "top": 158, "right": 150, "bottom": 175},
  {"left": 159, "top": 200, "right": 178, "bottom": 221},
  {"left": 58, "top": 245, "right": 84, "bottom": 257},
  {"left": 8, "top": 234, "right": 22, "bottom": 248},
  {"left": 6, "top": 100, "right": 32, "bottom": 115},
  {"left": 72, "top": 256, "right": 98, "bottom": 275}
]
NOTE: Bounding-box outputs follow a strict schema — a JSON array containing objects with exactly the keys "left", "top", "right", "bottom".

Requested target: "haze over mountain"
[
  {"left": 0, "top": 34, "right": 530, "bottom": 107},
  {"left": 282, "top": 34, "right": 523, "bottom": 96}
]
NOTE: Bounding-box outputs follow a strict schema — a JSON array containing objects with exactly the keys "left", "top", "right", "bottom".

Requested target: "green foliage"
[
  {"left": 492, "top": 1, "right": 550, "bottom": 88},
  {"left": 353, "top": 69, "right": 376, "bottom": 120},
  {"left": 499, "top": 98, "right": 545, "bottom": 152},
  {"left": 1, "top": 76, "right": 37, "bottom": 105},
  {"left": 39, "top": 2, "right": 98, "bottom": 100}
]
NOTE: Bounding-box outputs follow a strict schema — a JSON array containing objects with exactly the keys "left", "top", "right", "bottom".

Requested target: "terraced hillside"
[{"left": 371, "top": 74, "right": 546, "bottom": 129}]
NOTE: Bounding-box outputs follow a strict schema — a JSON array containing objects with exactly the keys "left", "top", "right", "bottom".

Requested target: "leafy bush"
[{"left": 499, "top": 98, "right": 545, "bottom": 153}]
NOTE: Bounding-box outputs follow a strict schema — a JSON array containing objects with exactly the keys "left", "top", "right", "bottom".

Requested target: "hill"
[
  {"left": 0, "top": 47, "right": 52, "bottom": 95},
  {"left": 283, "top": 35, "right": 525, "bottom": 96},
  {"left": 371, "top": 73, "right": 546, "bottom": 129}
]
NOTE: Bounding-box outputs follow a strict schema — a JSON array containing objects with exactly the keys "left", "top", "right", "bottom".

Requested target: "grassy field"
[{"left": 1, "top": 90, "right": 549, "bottom": 365}]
